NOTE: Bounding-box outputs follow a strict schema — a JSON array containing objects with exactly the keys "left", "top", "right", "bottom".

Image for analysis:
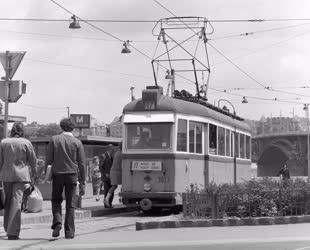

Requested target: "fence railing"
[{"left": 182, "top": 189, "right": 310, "bottom": 219}]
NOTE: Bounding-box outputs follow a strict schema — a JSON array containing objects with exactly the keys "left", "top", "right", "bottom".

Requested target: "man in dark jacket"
[
  {"left": 100, "top": 144, "right": 115, "bottom": 208},
  {"left": 45, "top": 118, "right": 86, "bottom": 239}
]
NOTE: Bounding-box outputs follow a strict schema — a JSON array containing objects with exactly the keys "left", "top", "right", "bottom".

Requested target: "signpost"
[
  {"left": 70, "top": 114, "right": 91, "bottom": 136},
  {"left": 0, "top": 51, "right": 26, "bottom": 138}
]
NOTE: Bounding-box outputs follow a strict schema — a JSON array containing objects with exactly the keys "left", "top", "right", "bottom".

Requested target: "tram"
[{"left": 119, "top": 86, "right": 251, "bottom": 212}]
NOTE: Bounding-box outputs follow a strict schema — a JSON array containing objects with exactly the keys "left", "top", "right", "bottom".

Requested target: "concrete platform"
[{"left": 0, "top": 184, "right": 137, "bottom": 225}]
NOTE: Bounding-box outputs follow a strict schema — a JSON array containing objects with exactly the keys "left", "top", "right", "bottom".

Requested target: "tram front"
[{"left": 119, "top": 86, "right": 179, "bottom": 212}]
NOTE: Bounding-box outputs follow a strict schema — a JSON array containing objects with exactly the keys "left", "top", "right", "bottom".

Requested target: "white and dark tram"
[{"left": 119, "top": 85, "right": 251, "bottom": 212}]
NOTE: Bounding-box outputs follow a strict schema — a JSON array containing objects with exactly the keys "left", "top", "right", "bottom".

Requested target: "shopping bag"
[
  {"left": 22, "top": 185, "right": 43, "bottom": 213},
  {"left": 43, "top": 165, "right": 53, "bottom": 183}
]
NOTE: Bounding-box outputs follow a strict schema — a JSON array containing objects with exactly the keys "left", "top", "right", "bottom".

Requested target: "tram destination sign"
[{"left": 132, "top": 161, "right": 162, "bottom": 171}]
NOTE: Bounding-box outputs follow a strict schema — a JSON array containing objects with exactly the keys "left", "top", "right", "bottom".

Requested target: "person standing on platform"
[
  {"left": 45, "top": 118, "right": 86, "bottom": 239},
  {"left": 91, "top": 156, "right": 102, "bottom": 201},
  {"left": 100, "top": 144, "right": 115, "bottom": 208},
  {"left": 104, "top": 145, "right": 122, "bottom": 208},
  {"left": 0, "top": 122, "right": 37, "bottom": 240}
]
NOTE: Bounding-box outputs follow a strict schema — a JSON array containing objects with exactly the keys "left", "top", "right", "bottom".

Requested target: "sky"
[{"left": 1, "top": 0, "right": 310, "bottom": 124}]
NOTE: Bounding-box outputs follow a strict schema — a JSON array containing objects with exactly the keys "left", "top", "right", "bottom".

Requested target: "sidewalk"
[{"left": 0, "top": 184, "right": 137, "bottom": 225}]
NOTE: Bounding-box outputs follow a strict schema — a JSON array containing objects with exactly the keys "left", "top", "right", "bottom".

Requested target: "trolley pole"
[{"left": 218, "top": 99, "right": 237, "bottom": 185}]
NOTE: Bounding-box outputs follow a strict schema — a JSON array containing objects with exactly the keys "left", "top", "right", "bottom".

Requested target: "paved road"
[{"left": 2, "top": 214, "right": 310, "bottom": 250}]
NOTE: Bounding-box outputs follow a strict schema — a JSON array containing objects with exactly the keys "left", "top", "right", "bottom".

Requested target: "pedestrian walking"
[
  {"left": 278, "top": 164, "right": 290, "bottom": 181},
  {"left": 104, "top": 145, "right": 122, "bottom": 208},
  {"left": 0, "top": 122, "right": 37, "bottom": 240},
  {"left": 100, "top": 144, "right": 115, "bottom": 208},
  {"left": 45, "top": 118, "right": 86, "bottom": 239},
  {"left": 91, "top": 156, "right": 102, "bottom": 201}
]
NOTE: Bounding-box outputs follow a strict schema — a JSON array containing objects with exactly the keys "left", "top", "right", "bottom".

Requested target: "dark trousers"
[
  {"left": 3, "top": 182, "right": 25, "bottom": 237},
  {"left": 51, "top": 174, "right": 77, "bottom": 237},
  {"left": 103, "top": 180, "right": 114, "bottom": 205}
]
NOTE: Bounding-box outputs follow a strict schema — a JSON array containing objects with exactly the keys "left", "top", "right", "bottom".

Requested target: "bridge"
[{"left": 252, "top": 132, "right": 308, "bottom": 177}]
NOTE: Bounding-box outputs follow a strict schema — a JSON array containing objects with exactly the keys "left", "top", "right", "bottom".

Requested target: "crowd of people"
[
  {"left": 0, "top": 118, "right": 122, "bottom": 240},
  {"left": 90, "top": 144, "right": 122, "bottom": 208}
]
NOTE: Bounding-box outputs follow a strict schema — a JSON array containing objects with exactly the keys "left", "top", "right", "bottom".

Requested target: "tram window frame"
[
  {"left": 126, "top": 123, "right": 172, "bottom": 150},
  {"left": 209, "top": 123, "right": 217, "bottom": 155},
  {"left": 235, "top": 132, "right": 240, "bottom": 158},
  {"left": 189, "top": 121, "right": 203, "bottom": 154},
  {"left": 225, "top": 129, "right": 231, "bottom": 157},
  {"left": 218, "top": 126, "right": 225, "bottom": 156},
  {"left": 240, "top": 133, "right": 245, "bottom": 158},
  {"left": 230, "top": 132, "right": 234, "bottom": 157},
  {"left": 246, "top": 135, "right": 251, "bottom": 159},
  {"left": 177, "top": 119, "right": 187, "bottom": 152}
]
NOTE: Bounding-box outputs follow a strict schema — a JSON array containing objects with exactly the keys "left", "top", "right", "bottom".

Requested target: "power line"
[
  {"left": 49, "top": 0, "right": 153, "bottom": 60},
  {"left": 0, "top": 17, "right": 310, "bottom": 23},
  {"left": 211, "top": 22, "right": 310, "bottom": 40},
  {"left": 25, "top": 57, "right": 152, "bottom": 79},
  {"left": 152, "top": 0, "right": 310, "bottom": 105},
  {"left": 209, "top": 87, "right": 304, "bottom": 105},
  {"left": 17, "top": 102, "right": 66, "bottom": 110}
]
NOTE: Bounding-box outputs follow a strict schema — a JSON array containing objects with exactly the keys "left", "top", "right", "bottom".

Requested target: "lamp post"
[
  {"left": 66, "top": 106, "right": 70, "bottom": 118},
  {"left": 218, "top": 99, "right": 237, "bottom": 185},
  {"left": 303, "top": 104, "right": 310, "bottom": 180}
]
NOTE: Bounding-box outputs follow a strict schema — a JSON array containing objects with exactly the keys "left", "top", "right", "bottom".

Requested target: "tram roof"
[{"left": 123, "top": 95, "right": 251, "bottom": 132}]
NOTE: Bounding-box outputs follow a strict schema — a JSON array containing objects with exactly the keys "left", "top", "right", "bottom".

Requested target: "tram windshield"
[{"left": 126, "top": 123, "right": 172, "bottom": 150}]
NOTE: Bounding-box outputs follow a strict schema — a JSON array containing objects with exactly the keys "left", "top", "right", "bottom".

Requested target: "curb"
[
  {"left": 136, "top": 215, "right": 310, "bottom": 231},
  {"left": 85, "top": 205, "right": 138, "bottom": 217},
  {"left": 0, "top": 205, "right": 138, "bottom": 225}
]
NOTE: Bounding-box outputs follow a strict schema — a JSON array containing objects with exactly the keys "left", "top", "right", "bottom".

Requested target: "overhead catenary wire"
[
  {"left": 17, "top": 102, "right": 66, "bottom": 110},
  {"left": 49, "top": 0, "right": 152, "bottom": 60},
  {"left": 25, "top": 57, "right": 152, "bottom": 79},
  {"left": 0, "top": 17, "right": 310, "bottom": 23},
  {"left": 153, "top": 0, "right": 310, "bottom": 103}
]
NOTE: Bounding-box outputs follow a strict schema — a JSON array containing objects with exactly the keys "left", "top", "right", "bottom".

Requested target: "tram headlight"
[{"left": 144, "top": 183, "right": 152, "bottom": 192}]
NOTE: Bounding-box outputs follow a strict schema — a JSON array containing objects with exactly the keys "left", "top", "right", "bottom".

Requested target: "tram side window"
[
  {"left": 230, "top": 132, "right": 234, "bottom": 157},
  {"left": 177, "top": 119, "right": 187, "bottom": 152},
  {"left": 240, "top": 134, "right": 245, "bottom": 158},
  {"left": 246, "top": 135, "right": 251, "bottom": 159},
  {"left": 189, "top": 122, "right": 195, "bottom": 153},
  {"left": 196, "top": 123, "right": 202, "bottom": 153},
  {"left": 218, "top": 127, "right": 225, "bottom": 156},
  {"left": 209, "top": 124, "right": 217, "bottom": 154},
  {"left": 225, "top": 129, "right": 230, "bottom": 157},
  {"left": 235, "top": 133, "right": 240, "bottom": 158},
  {"left": 189, "top": 121, "right": 203, "bottom": 154}
]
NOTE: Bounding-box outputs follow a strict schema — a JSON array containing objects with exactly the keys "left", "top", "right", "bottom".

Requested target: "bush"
[{"left": 183, "top": 178, "right": 310, "bottom": 218}]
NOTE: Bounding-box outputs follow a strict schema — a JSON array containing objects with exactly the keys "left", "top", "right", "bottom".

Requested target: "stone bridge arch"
[{"left": 257, "top": 138, "right": 296, "bottom": 177}]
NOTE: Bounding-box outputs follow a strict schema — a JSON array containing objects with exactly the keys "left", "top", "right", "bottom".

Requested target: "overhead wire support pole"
[{"left": 3, "top": 51, "right": 10, "bottom": 138}]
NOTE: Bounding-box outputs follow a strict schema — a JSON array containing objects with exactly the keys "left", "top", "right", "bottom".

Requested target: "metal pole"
[
  {"left": 233, "top": 124, "right": 237, "bottom": 185},
  {"left": 307, "top": 105, "right": 310, "bottom": 180},
  {"left": 66, "top": 106, "right": 70, "bottom": 118},
  {"left": 3, "top": 51, "right": 10, "bottom": 138}
]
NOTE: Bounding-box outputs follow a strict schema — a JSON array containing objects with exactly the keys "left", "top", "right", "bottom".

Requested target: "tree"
[{"left": 35, "top": 123, "right": 61, "bottom": 137}]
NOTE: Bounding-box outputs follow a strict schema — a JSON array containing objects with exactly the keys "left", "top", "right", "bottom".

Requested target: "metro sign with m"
[{"left": 70, "top": 114, "right": 91, "bottom": 128}]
